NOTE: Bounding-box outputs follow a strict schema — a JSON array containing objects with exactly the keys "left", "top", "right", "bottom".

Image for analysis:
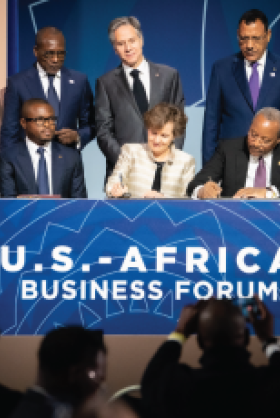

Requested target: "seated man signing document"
[
  {"left": 106, "top": 103, "right": 195, "bottom": 198},
  {"left": 188, "top": 107, "right": 280, "bottom": 199}
]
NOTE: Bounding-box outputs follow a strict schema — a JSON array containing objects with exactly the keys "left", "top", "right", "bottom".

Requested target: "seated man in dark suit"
[
  {"left": 11, "top": 327, "right": 107, "bottom": 418},
  {"left": 141, "top": 297, "right": 280, "bottom": 418},
  {"left": 0, "top": 99, "right": 87, "bottom": 198},
  {"left": 188, "top": 107, "right": 280, "bottom": 198},
  {"left": 1, "top": 26, "right": 95, "bottom": 152}
]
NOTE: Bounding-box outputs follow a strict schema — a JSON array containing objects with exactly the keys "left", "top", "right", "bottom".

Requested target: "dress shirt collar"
[
  {"left": 37, "top": 62, "right": 61, "bottom": 78},
  {"left": 26, "top": 136, "right": 52, "bottom": 156},
  {"left": 122, "top": 58, "right": 149, "bottom": 77},
  {"left": 146, "top": 143, "right": 176, "bottom": 164},
  {"left": 244, "top": 49, "right": 267, "bottom": 69},
  {"left": 249, "top": 149, "right": 272, "bottom": 163}
]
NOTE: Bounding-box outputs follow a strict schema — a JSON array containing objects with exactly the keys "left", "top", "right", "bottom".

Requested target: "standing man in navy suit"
[
  {"left": 1, "top": 27, "right": 95, "bottom": 152},
  {"left": 0, "top": 99, "right": 87, "bottom": 198},
  {"left": 202, "top": 9, "right": 280, "bottom": 165}
]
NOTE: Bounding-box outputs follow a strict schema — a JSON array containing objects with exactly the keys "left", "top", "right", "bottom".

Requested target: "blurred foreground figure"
[
  {"left": 11, "top": 326, "right": 106, "bottom": 418},
  {"left": 141, "top": 297, "right": 280, "bottom": 418}
]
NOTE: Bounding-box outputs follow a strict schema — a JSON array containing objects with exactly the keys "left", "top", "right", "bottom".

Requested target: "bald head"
[
  {"left": 198, "top": 299, "right": 247, "bottom": 349},
  {"left": 35, "top": 27, "right": 64, "bottom": 48}
]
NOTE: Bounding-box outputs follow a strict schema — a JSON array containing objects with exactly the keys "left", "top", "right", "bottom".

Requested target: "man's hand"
[
  {"left": 143, "top": 190, "right": 164, "bottom": 198},
  {"left": 55, "top": 129, "right": 79, "bottom": 145},
  {"left": 110, "top": 182, "right": 128, "bottom": 198},
  {"left": 248, "top": 295, "right": 274, "bottom": 342},
  {"left": 233, "top": 187, "right": 266, "bottom": 199},
  {"left": 198, "top": 181, "right": 222, "bottom": 199},
  {"left": 175, "top": 301, "right": 207, "bottom": 338}
]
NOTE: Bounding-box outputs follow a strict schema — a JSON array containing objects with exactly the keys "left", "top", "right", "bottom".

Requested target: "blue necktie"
[
  {"left": 47, "top": 74, "right": 59, "bottom": 117},
  {"left": 37, "top": 147, "right": 50, "bottom": 195}
]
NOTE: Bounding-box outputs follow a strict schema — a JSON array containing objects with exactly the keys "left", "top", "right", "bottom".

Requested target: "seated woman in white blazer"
[{"left": 106, "top": 103, "right": 195, "bottom": 198}]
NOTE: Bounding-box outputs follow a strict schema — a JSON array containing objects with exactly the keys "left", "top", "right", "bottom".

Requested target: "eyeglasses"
[
  {"left": 248, "top": 129, "right": 274, "bottom": 145},
  {"left": 238, "top": 34, "right": 267, "bottom": 44},
  {"left": 42, "top": 51, "right": 66, "bottom": 59},
  {"left": 25, "top": 117, "right": 58, "bottom": 126}
]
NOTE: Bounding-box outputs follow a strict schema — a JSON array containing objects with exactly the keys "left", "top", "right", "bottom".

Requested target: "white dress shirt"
[
  {"left": 36, "top": 63, "right": 81, "bottom": 149},
  {"left": 123, "top": 58, "right": 150, "bottom": 101},
  {"left": 244, "top": 50, "right": 267, "bottom": 85},
  {"left": 37, "top": 62, "right": 61, "bottom": 99},
  {"left": 25, "top": 137, "right": 53, "bottom": 194},
  {"left": 245, "top": 152, "right": 278, "bottom": 197}
]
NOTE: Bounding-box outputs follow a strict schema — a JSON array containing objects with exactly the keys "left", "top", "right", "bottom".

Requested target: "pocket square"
[
  {"left": 270, "top": 73, "right": 275, "bottom": 77},
  {"left": 69, "top": 79, "right": 75, "bottom": 84}
]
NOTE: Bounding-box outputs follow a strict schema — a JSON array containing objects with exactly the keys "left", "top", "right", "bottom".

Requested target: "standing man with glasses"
[
  {"left": 1, "top": 27, "right": 95, "bottom": 152},
  {"left": 0, "top": 99, "right": 87, "bottom": 198},
  {"left": 202, "top": 9, "right": 280, "bottom": 165},
  {"left": 95, "top": 16, "right": 185, "bottom": 180}
]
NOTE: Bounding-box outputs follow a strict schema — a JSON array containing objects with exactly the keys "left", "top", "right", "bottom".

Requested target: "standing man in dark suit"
[
  {"left": 1, "top": 27, "right": 95, "bottom": 152},
  {"left": 95, "top": 16, "right": 185, "bottom": 179},
  {"left": 141, "top": 297, "right": 280, "bottom": 418},
  {"left": 0, "top": 99, "right": 87, "bottom": 198},
  {"left": 202, "top": 9, "right": 280, "bottom": 165},
  {"left": 188, "top": 108, "right": 280, "bottom": 198}
]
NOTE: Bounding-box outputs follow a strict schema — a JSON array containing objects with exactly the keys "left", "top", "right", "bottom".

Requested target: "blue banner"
[{"left": 0, "top": 199, "right": 280, "bottom": 335}]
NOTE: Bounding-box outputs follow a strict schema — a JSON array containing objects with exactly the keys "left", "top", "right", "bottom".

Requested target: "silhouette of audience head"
[
  {"left": 197, "top": 299, "right": 248, "bottom": 349},
  {"left": 37, "top": 326, "right": 107, "bottom": 406}
]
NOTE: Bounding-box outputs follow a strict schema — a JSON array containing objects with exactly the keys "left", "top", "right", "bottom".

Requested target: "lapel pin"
[
  {"left": 273, "top": 67, "right": 277, "bottom": 71},
  {"left": 278, "top": 161, "right": 280, "bottom": 165},
  {"left": 69, "top": 79, "right": 75, "bottom": 84},
  {"left": 270, "top": 73, "right": 275, "bottom": 77},
  {"left": 59, "top": 155, "right": 63, "bottom": 158},
  {"left": 155, "top": 73, "right": 159, "bottom": 77}
]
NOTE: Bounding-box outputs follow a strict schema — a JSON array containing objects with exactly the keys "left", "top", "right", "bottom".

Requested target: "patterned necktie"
[
  {"left": 130, "top": 69, "right": 148, "bottom": 114},
  {"left": 37, "top": 147, "right": 50, "bottom": 194},
  {"left": 254, "top": 156, "right": 266, "bottom": 188},
  {"left": 47, "top": 74, "right": 60, "bottom": 117},
  {"left": 249, "top": 62, "right": 259, "bottom": 110}
]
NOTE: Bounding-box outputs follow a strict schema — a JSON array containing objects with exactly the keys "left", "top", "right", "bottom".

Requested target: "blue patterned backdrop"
[
  {"left": 7, "top": 0, "right": 280, "bottom": 198},
  {"left": 0, "top": 199, "right": 280, "bottom": 335}
]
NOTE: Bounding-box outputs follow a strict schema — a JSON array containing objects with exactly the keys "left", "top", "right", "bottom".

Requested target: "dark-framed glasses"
[
  {"left": 237, "top": 34, "right": 267, "bottom": 44},
  {"left": 42, "top": 50, "right": 66, "bottom": 59},
  {"left": 25, "top": 116, "right": 58, "bottom": 126}
]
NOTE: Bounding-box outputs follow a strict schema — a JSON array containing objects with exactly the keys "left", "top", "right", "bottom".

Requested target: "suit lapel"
[
  {"left": 256, "top": 51, "right": 277, "bottom": 110},
  {"left": 59, "top": 67, "right": 73, "bottom": 127},
  {"left": 16, "top": 142, "right": 38, "bottom": 193},
  {"left": 24, "top": 65, "right": 46, "bottom": 100},
  {"left": 271, "top": 144, "right": 280, "bottom": 185},
  {"left": 235, "top": 137, "right": 250, "bottom": 191},
  {"left": 51, "top": 141, "right": 63, "bottom": 195},
  {"left": 232, "top": 54, "right": 254, "bottom": 111},
  {"left": 148, "top": 62, "right": 162, "bottom": 110},
  {"left": 114, "top": 66, "right": 142, "bottom": 118}
]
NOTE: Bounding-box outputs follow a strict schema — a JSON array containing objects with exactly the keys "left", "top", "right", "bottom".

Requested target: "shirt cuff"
[
  {"left": 267, "top": 186, "right": 279, "bottom": 198},
  {"left": 192, "top": 185, "right": 204, "bottom": 199},
  {"left": 265, "top": 343, "right": 280, "bottom": 358},
  {"left": 76, "top": 134, "right": 81, "bottom": 150},
  {"left": 168, "top": 332, "right": 187, "bottom": 344}
]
